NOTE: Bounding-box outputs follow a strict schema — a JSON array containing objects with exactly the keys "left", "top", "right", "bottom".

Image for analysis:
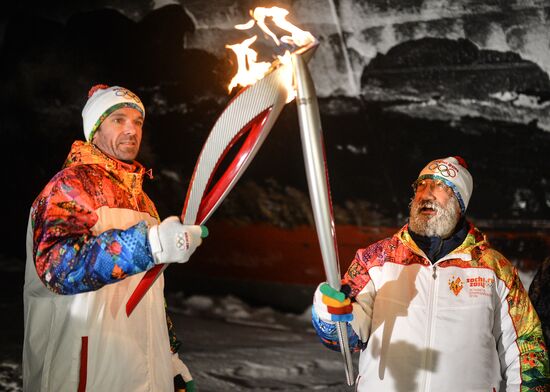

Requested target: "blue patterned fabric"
[
  {"left": 56, "top": 221, "right": 155, "bottom": 294},
  {"left": 311, "top": 306, "right": 361, "bottom": 352}
]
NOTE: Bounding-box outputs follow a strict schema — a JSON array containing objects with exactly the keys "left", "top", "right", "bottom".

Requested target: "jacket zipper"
[
  {"left": 130, "top": 174, "right": 141, "bottom": 211},
  {"left": 133, "top": 193, "right": 139, "bottom": 211},
  {"left": 421, "top": 262, "right": 439, "bottom": 391}
]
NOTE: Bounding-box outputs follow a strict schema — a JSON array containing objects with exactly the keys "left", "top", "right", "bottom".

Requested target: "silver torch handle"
[{"left": 291, "top": 52, "right": 355, "bottom": 386}]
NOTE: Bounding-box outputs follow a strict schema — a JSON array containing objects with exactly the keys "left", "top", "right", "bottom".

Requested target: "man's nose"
[
  {"left": 417, "top": 187, "right": 436, "bottom": 199},
  {"left": 124, "top": 121, "right": 138, "bottom": 135}
]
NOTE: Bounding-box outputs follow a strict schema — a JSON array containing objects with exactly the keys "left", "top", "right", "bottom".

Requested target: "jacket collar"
[
  {"left": 63, "top": 140, "right": 148, "bottom": 195},
  {"left": 408, "top": 219, "right": 468, "bottom": 263},
  {"left": 398, "top": 220, "right": 488, "bottom": 263}
]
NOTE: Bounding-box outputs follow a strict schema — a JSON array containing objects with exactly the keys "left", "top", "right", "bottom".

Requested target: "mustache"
[
  {"left": 119, "top": 136, "right": 138, "bottom": 143},
  {"left": 414, "top": 200, "right": 443, "bottom": 212}
]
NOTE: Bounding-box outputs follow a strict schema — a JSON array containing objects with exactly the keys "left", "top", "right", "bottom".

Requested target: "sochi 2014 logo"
[
  {"left": 448, "top": 276, "right": 463, "bottom": 296},
  {"left": 466, "top": 276, "right": 495, "bottom": 298},
  {"left": 466, "top": 276, "right": 495, "bottom": 289}
]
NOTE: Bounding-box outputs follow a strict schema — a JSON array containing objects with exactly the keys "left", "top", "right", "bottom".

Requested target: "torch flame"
[
  {"left": 235, "top": 19, "right": 255, "bottom": 30},
  {"left": 276, "top": 51, "right": 295, "bottom": 102},
  {"left": 251, "top": 7, "right": 315, "bottom": 48},
  {"left": 226, "top": 6, "right": 316, "bottom": 101},
  {"left": 225, "top": 36, "right": 271, "bottom": 93}
]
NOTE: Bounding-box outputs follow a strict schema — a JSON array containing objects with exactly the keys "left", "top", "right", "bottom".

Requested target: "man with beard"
[
  {"left": 23, "top": 85, "right": 206, "bottom": 392},
  {"left": 312, "top": 156, "right": 549, "bottom": 391}
]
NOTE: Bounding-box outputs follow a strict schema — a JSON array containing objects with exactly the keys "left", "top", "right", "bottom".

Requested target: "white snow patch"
[
  {"left": 513, "top": 94, "right": 550, "bottom": 109},
  {"left": 335, "top": 144, "right": 368, "bottom": 154},
  {"left": 233, "top": 361, "right": 305, "bottom": 378},
  {"left": 490, "top": 91, "right": 517, "bottom": 102},
  {"left": 490, "top": 91, "right": 550, "bottom": 109},
  {"left": 0, "top": 362, "right": 22, "bottom": 392},
  {"left": 185, "top": 294, "right": 215, "bottom": 310},
  {"left": 167, "top": 293, "right": 311, "bottom": 331},
  {"left": 160, "top": 169, "right": 181, "bottom": 182},
  {"left": 422, "top": 98, "right": 438, "bottom": 106},
  {"left": 152, "top": 0, "right": 179, "bottom": 10}
]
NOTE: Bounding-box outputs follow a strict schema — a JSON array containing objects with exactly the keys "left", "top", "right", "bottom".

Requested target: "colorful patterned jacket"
[
  {"left": 23, "top": 141, "right": 185, "bottom": 392},
  {"left": 313, "top": 222, "right": 549, "bottom": 391}
]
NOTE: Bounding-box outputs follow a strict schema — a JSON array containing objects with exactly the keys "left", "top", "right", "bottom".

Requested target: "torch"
[
  {"left": 128, "top": 7, "right": 355, "bottom": 385},
  {"left": 292, "top": 45, "right": 355, "bottom": 386},
  {"left": 126, "top": 54, "right": 291, "bottom": 317}
]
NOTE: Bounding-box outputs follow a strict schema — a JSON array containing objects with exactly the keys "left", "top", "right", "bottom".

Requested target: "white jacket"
[
  {"left": 23, "top": 141, "right": 184, "bottom": 392},
  {"left": 315, "top": 223, "right": 549, "bottom": 391}
]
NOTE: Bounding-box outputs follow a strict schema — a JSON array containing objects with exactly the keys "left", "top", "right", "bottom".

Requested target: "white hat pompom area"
[{"left": 81, "top": 84, "right": 145, "bottom": 142}]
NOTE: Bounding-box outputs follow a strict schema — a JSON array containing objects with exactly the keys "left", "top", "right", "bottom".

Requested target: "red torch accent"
[
  {"left": 195, "top": 108, "right": 272, "bottom": 223},
  {"left": 126, "top": 108, "right": 273, "bottom": 317}
]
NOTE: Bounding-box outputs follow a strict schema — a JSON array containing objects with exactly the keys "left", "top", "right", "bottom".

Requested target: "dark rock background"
[{"left": 1, "top": 0, "right": 549, "bottom": 309}]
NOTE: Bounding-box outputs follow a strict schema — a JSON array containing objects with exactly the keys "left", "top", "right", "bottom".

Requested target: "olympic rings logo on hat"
[
  {"left": 113, "top": 87, "right": 142, "bottom": 104},
  {"left": 428, "top": 162, "right": 457, "bottom": 178}
]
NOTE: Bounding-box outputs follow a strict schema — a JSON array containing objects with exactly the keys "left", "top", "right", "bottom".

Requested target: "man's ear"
[{"left": 90, "top": 126, "right": 101, "bottom": 143}]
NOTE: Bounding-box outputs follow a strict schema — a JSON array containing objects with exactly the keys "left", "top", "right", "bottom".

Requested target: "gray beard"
[{"left": 408, "top": 198, "right": 460, "bottom": 238}]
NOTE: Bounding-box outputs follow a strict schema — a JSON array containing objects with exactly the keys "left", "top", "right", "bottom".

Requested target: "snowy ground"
[
  {"left": 0, "top": 262, "right": 537, "bottom": 392},
  {"left": 167, "top": 293, "right": 356, "bottom": 391},
  {"left": 0, "top": 289, "right": 357, "bottom": 392}
]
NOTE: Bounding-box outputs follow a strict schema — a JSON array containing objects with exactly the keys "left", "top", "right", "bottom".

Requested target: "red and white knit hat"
[
  {"left": 81, "top": 84, "right": 145, "bottom": 141},
  {"left": 416, "top": 156, "right": 473, "bottom": 214}
]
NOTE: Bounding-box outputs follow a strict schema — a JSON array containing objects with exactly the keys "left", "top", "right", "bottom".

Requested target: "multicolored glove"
[{"left": 313, "top": 282, "right": 353, "bottom": 323}]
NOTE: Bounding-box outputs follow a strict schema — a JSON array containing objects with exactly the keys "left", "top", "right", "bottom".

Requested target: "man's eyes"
[
  {"left": 416, "top": 179, "right": 447, "bottom": 190},
  {"left": 111, "top": 117, "right": 142, "bottom": 127}
]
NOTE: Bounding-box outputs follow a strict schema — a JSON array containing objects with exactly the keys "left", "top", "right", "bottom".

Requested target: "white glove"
[{"left": 148, "top": 216, "right": 206, "bottom": 264}]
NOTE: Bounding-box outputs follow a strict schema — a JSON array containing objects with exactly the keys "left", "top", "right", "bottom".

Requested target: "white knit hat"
[
  {"left": 416, "top": 156, "right": 473, "bottom": 214},
  {"left": 81, "top": 84, "right": 145, "bottom": 141}
]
